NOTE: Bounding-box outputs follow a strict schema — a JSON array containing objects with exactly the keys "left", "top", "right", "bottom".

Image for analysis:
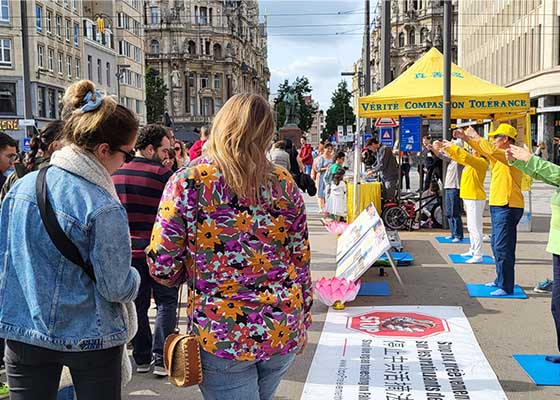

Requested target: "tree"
[
  {"left": 322, "top": 80, "right": 356, "bottom": 142},
  {"left": 145, "top": 67, "right": 168, "bottom": 124},
  {"left": 274, "top": 77, "right": 318, "bottom": 133}
]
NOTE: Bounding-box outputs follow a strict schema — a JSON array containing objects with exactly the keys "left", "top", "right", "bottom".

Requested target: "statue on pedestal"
[{"left": 282, "top": 87, "right": 299, "bottom": 127}]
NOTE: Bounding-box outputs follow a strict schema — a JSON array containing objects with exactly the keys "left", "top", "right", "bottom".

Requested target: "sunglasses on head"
[{"left": 116, "top": 149, "right": 135, "bottom": 163}]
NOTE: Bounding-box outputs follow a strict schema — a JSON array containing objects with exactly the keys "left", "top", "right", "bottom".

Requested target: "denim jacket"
[{"left": 0, "top": 166, "right": 140, "bottom": 352}]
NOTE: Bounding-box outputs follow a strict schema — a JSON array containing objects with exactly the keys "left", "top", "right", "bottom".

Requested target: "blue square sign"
[
  {"left": 379, "top": 127, "right": 394, "bottom": 147},
  {"left": 400, "top": 117, "right": 422, "bottom": 152}
]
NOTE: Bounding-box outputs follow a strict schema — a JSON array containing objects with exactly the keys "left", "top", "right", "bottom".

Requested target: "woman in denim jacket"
[{"left": 0, "top": 80, "right": 140, "bottom": 400}]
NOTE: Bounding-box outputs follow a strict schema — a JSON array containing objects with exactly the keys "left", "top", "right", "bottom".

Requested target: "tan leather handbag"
[{"left": 163, "top": 177, "right": 203, "bottom": 387}]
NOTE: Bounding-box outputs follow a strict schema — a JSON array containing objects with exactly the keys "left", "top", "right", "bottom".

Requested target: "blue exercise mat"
[
  {"left": 376, "top": 252, "right": 414, "bottom": 266},
  {"left": 513, "top": 354, "right": 560, "bottom": 385},
  {"left": 465, "top": 283, "right": 528, "bottom": 299},
  {"left": 435, "top": 236, "right": 470, "bottom": 244},
  {"left": 358, "top": 282, "right": 391, "bottom": 296},
  {"left": 449, "top": 254, "right": 495, "bottom": 265}
]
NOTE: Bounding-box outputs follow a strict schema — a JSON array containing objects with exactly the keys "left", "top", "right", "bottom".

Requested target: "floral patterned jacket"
[{"left": 147, "top": 160, "right": 312, "bottom": 361}]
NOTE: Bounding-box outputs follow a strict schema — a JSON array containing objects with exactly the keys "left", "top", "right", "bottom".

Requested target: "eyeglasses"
[{"left": 115, "top": 149, "right": 135, "bottom": 163}]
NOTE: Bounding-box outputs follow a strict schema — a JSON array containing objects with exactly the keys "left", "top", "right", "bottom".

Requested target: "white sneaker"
[
  {"left": 451, "top": 238, "right": 462, "bottom": 243},
  {"left": 460, "top": 251, "right": 473, "bottom": 257},
  {"left": 153, "top": 365, "right": 168, "bottom": 377},
  {"left": 485, "top": 281, "right": 497, "bottom": 287},
  {"left": 483, "top": 234, "right": 491, "bottom": 243},
  {"left": 465, "top": 256, "right": 483, "bottom": 264}
]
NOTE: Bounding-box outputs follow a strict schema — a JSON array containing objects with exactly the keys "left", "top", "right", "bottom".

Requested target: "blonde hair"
[
  {"left": 62, "top": 80, "right": 138, "bottom": 151},
  {"left": 206, "top": 93, "right": 276, "bottom": 202}
]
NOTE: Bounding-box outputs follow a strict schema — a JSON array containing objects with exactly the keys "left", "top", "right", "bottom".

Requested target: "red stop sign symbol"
[{"left": 348, "top": 311, "right": 448, "bottom": 338}]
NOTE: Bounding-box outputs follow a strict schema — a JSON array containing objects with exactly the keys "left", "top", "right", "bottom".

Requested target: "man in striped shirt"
[{"left": 112, "top": 124, "right": 175, "bottom": 376}]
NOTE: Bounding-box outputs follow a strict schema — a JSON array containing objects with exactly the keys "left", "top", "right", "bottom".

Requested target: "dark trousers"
[
  {"left": 490, "top": 206, "right": 524, "bottom": 294},
  {"left": 5, "top": 340, "right": 122, "bottom": 400},
  {"left": 400, "top": 164, "right": 410, "bottom": 190},
  {"left": 445, "top": 189, "right": 464, "bottom": 240},
  {"left": 132, "top": 258, "right": 179, "bottom": 365},
  {"left": 553, "top": 255, "right": 560, "bottom": 351}
]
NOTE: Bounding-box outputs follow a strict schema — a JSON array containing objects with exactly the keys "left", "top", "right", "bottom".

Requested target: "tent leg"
[{"left": 385, "top": 250, "right": 405, "bottom": 290}]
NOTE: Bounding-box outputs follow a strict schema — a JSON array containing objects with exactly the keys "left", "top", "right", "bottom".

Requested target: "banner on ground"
[
  {"left": 302, "top": 306, "right": 507, "bottom": 400},
  {"left": 335, "top": 204, "right": 391, "bottom": 282}
]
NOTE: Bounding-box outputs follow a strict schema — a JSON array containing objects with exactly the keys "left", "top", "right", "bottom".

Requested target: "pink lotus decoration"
[
  {"left": 314, "top": 277, "right": 361, "bottom": 309},
  {"left": 323, "top": 220, "right": 349, "bottom": 235}
]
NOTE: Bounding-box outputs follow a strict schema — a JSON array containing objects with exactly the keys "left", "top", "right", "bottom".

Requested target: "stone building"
[
  {"left": 458, "top": 0, "right": 560, "bottom": 159},
  {"left": 144, "top": 0, "right": 270, "bottom": 132},
  {"left": 370, "top": 0, "right": 458, "bottom": 92}
]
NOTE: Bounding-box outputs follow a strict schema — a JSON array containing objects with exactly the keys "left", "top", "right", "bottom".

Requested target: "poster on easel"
[{"left": 335, "top": 204, "right": 391, "bottom": 282}]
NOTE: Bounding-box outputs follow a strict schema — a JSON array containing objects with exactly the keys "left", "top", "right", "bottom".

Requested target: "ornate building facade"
[
  {"left": 145, "top": 0, "right": 270, "bottom": 131},
  {"left": 370, "top": 0, "right": 458, "bottom": 92}
]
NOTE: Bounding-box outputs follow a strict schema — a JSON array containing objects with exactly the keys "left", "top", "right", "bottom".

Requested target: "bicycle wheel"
[
  {"left": 431, "top": 204, "right": 443, "bottom": 228},
  {"left": 382, "top": 206, "right": 409, "bottom": 230}
]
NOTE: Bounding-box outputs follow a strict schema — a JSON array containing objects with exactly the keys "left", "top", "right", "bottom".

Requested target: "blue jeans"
[
  {"left": 131, "top": 259, "right": 178, "bottom": 365},
  {"left": 553, "top": 255, "right": 560, "bottom": 351},
  {"left": 445, "top": 189, "right": 464, "bottom": 240},
  {"left": 304, "top": 164, "right": 312, "bottom": 175},
  {"left": 199, "top": 350, "right": 296, "bottom": 400},
  {"left": 490, "top": 206, "right": 524, "bottom": 294}
]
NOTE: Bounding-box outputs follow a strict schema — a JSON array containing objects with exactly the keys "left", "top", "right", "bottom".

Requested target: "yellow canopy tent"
[{"left": 358, "top": 48, "right": 530, "bottom": 120}]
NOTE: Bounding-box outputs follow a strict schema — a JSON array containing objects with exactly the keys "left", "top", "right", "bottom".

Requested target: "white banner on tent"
[{"left": 302, "top": 306, "right": 507, "bottom": 400}]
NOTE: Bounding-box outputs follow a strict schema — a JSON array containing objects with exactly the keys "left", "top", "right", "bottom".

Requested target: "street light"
[{"left": 116, "top": 64, "right": 131, "bottom": 105}]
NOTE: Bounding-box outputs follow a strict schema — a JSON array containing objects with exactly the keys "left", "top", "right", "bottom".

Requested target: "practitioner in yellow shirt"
[
  {"left": 433, "top": 134, "right": 489, "bottom": 263},
  {"left": 454, "top": 124, "right": 524, "bottom": 296}
]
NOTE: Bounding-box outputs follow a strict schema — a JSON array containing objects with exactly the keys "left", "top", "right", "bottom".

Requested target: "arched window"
[
  {"left": 150, "top": 39, "right": 160, "bottom": 54},
  {"left": 408, "top": 28, "right": 415, "bottom": 45},
  {"left": 213, "top": 43, "right": 222, "bottom": 59},
  {"left": 398, "top": 32, "right": 405, "bottom": 48},
  {"left": 188, "top": 40, "right": 196, "bottom": 55},
  {"left": 420, "top": 27, "right": 429, "bottom": 43}
]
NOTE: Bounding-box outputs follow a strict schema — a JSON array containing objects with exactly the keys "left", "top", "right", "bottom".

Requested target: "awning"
[{"left": 358, "top": 48, "right": 530, "bottom": 120}]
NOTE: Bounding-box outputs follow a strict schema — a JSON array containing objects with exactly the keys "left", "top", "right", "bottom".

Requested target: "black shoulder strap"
[{"left": 36, "top": 166, "right": 97, "bottom": 283}]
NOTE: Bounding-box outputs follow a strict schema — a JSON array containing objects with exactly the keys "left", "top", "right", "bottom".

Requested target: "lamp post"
[{"left": 116, "top": 64, "right": 131, "bottom": 105}]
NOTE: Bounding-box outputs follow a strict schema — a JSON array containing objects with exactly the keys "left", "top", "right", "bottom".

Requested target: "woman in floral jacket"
[{"left": 147, "top": 93, "right": 312, "bottom": 400}]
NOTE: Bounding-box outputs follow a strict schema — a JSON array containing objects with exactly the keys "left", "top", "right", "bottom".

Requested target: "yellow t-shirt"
[
  {"left": 445, "top": 144, "right": 488, "bottom": 200},
  {"left": 467, "top": 137, "right": 524, "bottom": 208}
]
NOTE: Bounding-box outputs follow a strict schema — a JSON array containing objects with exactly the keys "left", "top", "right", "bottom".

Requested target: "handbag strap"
[
  {"left": 174, "top": 171, "right": 202, "bottom": 334},
  {"left": 36, "top": 166, "right": 97, "bottom": 283}
]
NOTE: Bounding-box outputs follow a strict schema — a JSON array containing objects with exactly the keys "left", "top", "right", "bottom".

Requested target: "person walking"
[
  {"left": 508, "top": 144, "right": 560, "bottom": 363},
  {"left": 400, "top": 151, "right": 411, "bottom": 192},
  {"left": 189, "top": 125, "right": 210, "bottom": 161},
  {"left": 432, "top": 139, "right": 465, "bottom": 243},
  {"left": 0, "top": 80, "right": 140, "bottom": 399},
  {"left": 455, "top": 124, "right": 524, "bottom": 296},
  {"left": 112, "top": 124, "right": 177, "bottom": 376},
  {"left": 147, "top": 93, "right": 311, "bottom": 400},
  {"left": 299, "top": 137, "right": 313, "bottom": 175},
  {"left": 268, "top": 140, "right": 291, "bottom": 171},
  {"left": 0, "top": 133, "right": 18, "bottom": 191},
  {"left": 314, "top": 142, "right": 334, "bottom": 212},
  {"left": 435, "top": 137, "right": 489, "bottom": 262}
]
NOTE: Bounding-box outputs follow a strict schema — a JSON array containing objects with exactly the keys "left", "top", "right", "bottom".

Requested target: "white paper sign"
[{"left": 302, "top": 306, "right": 507, "bottom": 400}]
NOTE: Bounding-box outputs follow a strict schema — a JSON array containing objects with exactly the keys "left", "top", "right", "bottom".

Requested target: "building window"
[
  {"left": 48, "top": 88, "right": 56, "bottom": 119},
  {"left": 56, "top": 15, "right": 62, "bottom": 37},
  {"left": 75, "top": 58, "right": 80, "bottom": 78},
  {"left": 38, "top": 44, "right": 44, "bottom": 67},
  {"left": 73, "top": 23, "right": 79, "bottom": 47},
  {"left": 188, "top": 40, "right": 196, "bottom": 55},
  {"left": 0, "top": 0, "right": 8, "bottom": 22},
  {"left": 214, "top": 74, "right": 221, "bottom": 90},
  {"left": 106, "top": 62, "right": 111, "bottom": 86},
  {"left": 201, "top": 75, "right": 209, "bottom": 88},
  {"left": 408, "top": 28, "right": 415, "bottom": 45},
  {"left": 57, "top": 52, "right": 63, "bottom": 75},
  {"left": 150, "top": 6, "right": 160, "bottom": 24},
  {"left": 0, "top": 39, "right": 10, "bottom": 66},
  {"left": 214, "top": 98, "right": 222, "bottom": 115},
  {"left": 213, "top": 43, "right": 222, "bottom": 58},
  {"left": 198, "top": 7, "right": 208, "bottom": 25},
  {"left": 202, "top": 97, "right": 212, "bottom": 116},
  {"left": 87, "top": 55, "right": 92, "bottom": 80},
  {"left": 36, "top": 5, "right": 42, "bottom": 33},
  {"left": 97, "top": 58, "right": 102, "bottom": 84},
  {"left": 48, "top": 48, "right": 54, "bottom": 71},
  {"left": 37, "top": 87, "right": 46, "bottom": 117},
  {"left": 65, "top": 18, "right": 71, "bottom": 42},
  {"left": 135, "top": 100, "right": 141, "bottom": 115},
  {"left": 420, "top": 27, "right": 429, "bottom": 43},
  {"left": 0, "top": 82, "right": 15, "bottom": 114},
  {"left": 66, "top": 55, "right": 72, "bottom": 78},
  {"left": 398, "top": 32, "right": 405, "bottom": 48},
  {"left": 150, "top": 39, "right": 159, "bottom": 54},
  {"left": 46, "top": 9, "right": 52, "bottom": 33}
]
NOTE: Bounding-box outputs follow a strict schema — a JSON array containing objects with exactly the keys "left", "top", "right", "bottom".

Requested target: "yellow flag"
[{"left": 96, "top": 17, "right": 105, "bottom": 34}]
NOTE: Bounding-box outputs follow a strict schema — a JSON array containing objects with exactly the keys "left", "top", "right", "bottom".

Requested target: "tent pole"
[{"left": 441, "top": 0, "right": 453, "bottom": 230}]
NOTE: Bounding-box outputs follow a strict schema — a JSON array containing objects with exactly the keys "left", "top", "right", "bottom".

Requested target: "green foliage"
[
  {"left": 274, "top": 77, "right": 318, "bottom": 133},
  {"left": 323, "top": 80, "right": 355, "bottom": 141},
  {"left": 145, "top": 67, "right": 168, "bottom": 124}
]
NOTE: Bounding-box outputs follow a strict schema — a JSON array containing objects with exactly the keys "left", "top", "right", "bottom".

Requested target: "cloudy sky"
[{"left": 259, "top": 0, "right": 371, "bottom": 110}]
